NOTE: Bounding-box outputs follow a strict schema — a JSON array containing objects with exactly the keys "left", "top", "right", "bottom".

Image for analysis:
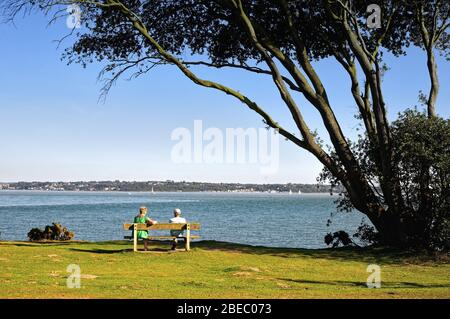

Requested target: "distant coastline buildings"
[{"left": 0, "top": 180, "right": 340, "bottom": 193}]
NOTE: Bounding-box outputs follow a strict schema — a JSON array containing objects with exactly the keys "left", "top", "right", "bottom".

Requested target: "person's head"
[
  {"left": 139, "top": 207, "right": 148, "bottom": 216},
  {"left": 173, "top": 208, "right": 181, "bottom": 217}
]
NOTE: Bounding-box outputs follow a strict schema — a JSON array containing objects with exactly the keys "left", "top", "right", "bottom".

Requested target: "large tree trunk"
[
  {"left": 350, "top": 195, "right": 410, "bottom": 247},
  {"left": 368, "top": 210, "right": 407, "bottom": 246}
]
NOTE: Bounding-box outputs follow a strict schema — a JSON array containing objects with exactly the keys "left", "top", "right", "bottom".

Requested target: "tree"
[
  {"left": 3, "top": 0, "right": 449, "bottom": 248},
  {"left": 389, "top": 110, "right": 449, "bottom": 249},
  {"left": 324, "top": 109, "right": 450, "bottom": 249},
  {"left": 408, "top": 0, "right": 449, "bottom": 118}
]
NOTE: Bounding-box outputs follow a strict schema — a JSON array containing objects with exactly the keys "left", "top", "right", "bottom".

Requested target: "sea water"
[{"left": 0, "top": 191, "right": 369, "bottom": 248}]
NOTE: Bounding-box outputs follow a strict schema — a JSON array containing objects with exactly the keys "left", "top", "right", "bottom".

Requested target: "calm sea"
[{"left": 0, "top": 191, "right": 369, "bottom": 248}]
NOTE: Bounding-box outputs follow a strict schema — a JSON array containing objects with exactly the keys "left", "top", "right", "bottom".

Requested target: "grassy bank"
[{"left": 0, "top": 240, "right": 449, "bottom": 298}]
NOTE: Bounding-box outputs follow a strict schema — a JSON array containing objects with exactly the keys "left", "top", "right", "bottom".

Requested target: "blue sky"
[{"left": 0, "top": 12, "right": 448, "bottom": 184}]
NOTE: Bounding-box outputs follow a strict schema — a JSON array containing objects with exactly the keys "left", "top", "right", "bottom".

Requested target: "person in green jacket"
[{"left": 134, "top": 207, "right": 157, "bottom": 251}]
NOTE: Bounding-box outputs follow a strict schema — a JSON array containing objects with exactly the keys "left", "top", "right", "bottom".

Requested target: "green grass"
[{"left": 0, "top": 240, "right": 449, "bottom": 298}]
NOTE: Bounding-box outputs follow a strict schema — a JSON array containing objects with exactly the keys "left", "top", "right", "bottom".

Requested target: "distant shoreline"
[
  {"left": 0, "top": 189, "right": 336, "bottom": 195},
  {"left": 0, "top": 181, "right": 340, "bottom": 193}
]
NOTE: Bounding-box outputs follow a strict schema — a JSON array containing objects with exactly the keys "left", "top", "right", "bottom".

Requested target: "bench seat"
[
  {"left": 123, "top": 222, "right": 201, "bottom": 252},
  {"left": 124, "top": 235, "right": 200, "bottom": 240}
]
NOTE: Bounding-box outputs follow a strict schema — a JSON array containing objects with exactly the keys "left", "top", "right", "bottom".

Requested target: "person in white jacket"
[{"left": 169, "top": 208, "right": 187, "bottom": 250}]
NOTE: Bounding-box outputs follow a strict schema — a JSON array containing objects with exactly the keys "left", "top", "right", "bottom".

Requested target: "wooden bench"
[{"left": 123, "top": 223, "right": 201, "bottom": 252}]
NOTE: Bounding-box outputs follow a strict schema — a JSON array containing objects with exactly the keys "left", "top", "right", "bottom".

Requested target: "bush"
[
  {"left": 27, "top": 223, "right": 74, "bottom": 242},
  {"left": 353, "top": 222, "right": 380, "bottom": 246},
  {"left": 390, "top": 110, "right": 449, "bottom": 250},
  {"left": 320, "top": 109, "right": 449, "bottom": 251},
  {"left": 324, "top": 231, "right": 355, "bottom": 248}
]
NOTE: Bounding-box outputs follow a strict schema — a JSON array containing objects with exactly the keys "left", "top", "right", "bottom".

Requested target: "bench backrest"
[{"left": 123, "top": 223, "right": 201, "bottom": 231}]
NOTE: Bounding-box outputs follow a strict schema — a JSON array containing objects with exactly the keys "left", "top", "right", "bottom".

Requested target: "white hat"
[{"left": 174, "top": 208, "right": 181, "bottom": 215}]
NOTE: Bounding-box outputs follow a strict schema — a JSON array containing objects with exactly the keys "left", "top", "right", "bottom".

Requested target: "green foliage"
[
  {"left": 27, "top": 223, "right": 74, "bottom": 242},
  {"left": 322, "top": 110, "right": 450, "bottom": 251},
  {"left": 353, "top": 222, "right": 380, "bottom": 246},
  {"left": 390, "top": 110, "right": 450, "bottom": 250},
  {"left": 27, "top": 228, "right": 44, "bottom": 241},
  {"left": 6, "top": 1, "right": 445, "bottom": 82},
  {"left": 324, "top": 230, "right": 354, "bottom": 248}
]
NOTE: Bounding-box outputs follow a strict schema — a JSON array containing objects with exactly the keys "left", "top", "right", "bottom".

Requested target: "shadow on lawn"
[
  {"left": 277, "top": 277, "right": 450, "bottom": 289},
  {"left": 69, "top": 248, "right": 131, "bottom": 254},
  {"left": 193, "top": 241, "right": 446, "bottom": 265},
  {"left": 2, "top": 241, "right": 88, "bottom": 247},
  {"left": 69, "top": 247, "right": 169, "bottom": 254},
  {"left": 2, "top": 240, "right": 446, "bottom": 264}
]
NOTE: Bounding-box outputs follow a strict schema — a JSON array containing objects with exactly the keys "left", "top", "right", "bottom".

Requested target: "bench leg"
[
  {"left": 133, "top": 224, "right": 138, "bottom": 252},
  {"left": 185, "top": 224, "right": 191, "bottom": 251}
]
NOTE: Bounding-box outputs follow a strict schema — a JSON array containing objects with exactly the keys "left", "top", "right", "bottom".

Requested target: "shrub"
[
  {"left": 389, "top": 110, "right": 449, "bottom": 250},
  {"left": 27, "top": 223, "right": 74, "bottom": 242},
  {"left": 353, "top": 222, "right": 380, "bottom": 246},
  {"left": 324, "top": 231, "right": 355, "bottom": 248},
  {"left": 321, "top": 110, "right": 449, "bottom": 251}
]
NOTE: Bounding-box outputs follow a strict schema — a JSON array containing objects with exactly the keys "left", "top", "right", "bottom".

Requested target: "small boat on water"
[
  {"left": 298, "top": 190, "right": 302, "bottom": 194},
  {"left": 289, "top": 189, "right": 292, "bottom": 195}
]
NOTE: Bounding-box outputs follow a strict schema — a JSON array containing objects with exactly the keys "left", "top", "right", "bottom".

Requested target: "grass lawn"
[{"left": 0, "top": 240, "right": 449, "bottom": 299}]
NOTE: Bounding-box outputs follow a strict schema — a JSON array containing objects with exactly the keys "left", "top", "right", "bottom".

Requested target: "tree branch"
[
  {"left": 106, "top": 0, "right": 311, "bottom": 151},
  {"left": 182, "top": 60, "right": 301, "bottom": 92}
]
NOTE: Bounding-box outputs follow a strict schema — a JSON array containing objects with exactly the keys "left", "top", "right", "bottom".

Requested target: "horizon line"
[{"left": 0, "top": 180, "right": 331, "bottom": 186}]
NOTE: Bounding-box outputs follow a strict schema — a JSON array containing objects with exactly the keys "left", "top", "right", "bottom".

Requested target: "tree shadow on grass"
[
  {"left": 69, "top": 242, "right": 172, "bottom": 254},
  {"left": 2, "top": 240, "right": 447, "bottom": 265},
  {"left": 277, "top": 277, "right": 450, "bottom": 289},
  {"left": 69, "top": 247, "right": 172, "bottom": 254},
  {"left": 2, "top": 240, "right": 174, "bottom": 254},
  {"left": 193, "top": 241, "right": 447, "bottom": 265},
  {"left": 69, "top": 248, "right": 131, "bottom": 254},
  {"left": 2, "top": 240, "right": 89, "bottom": 247}
]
